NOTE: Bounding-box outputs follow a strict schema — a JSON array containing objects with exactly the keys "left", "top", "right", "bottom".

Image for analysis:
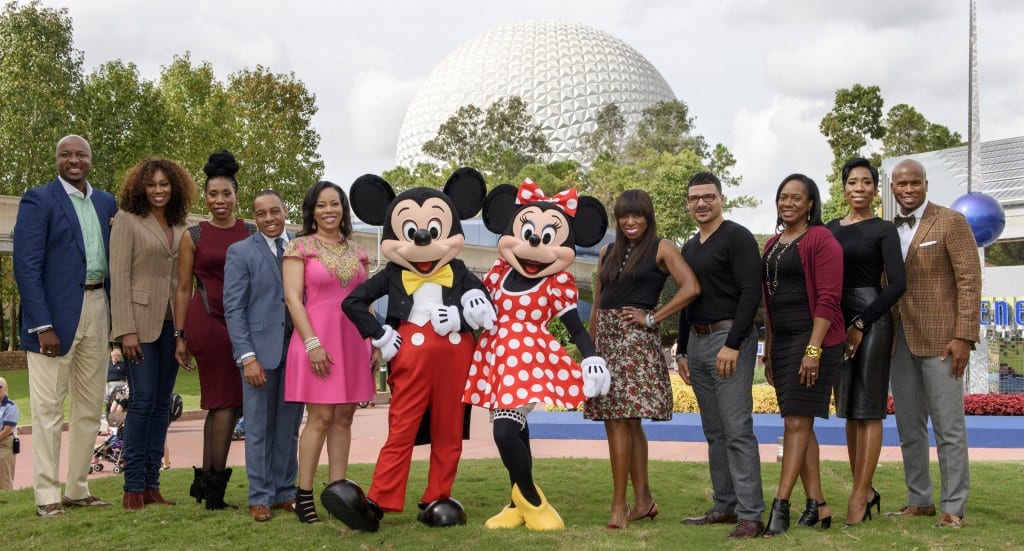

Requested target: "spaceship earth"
[{"left": 395, "top": 21, "right": 677, "bottom": 168}]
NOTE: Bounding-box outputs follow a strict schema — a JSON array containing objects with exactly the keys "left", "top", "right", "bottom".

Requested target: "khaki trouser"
[
  {"left": 27, "top": 288, "right": 109, "bottom": 505},
  {"left": 0, "top": 433, "right": 14, "bottom": 490}
]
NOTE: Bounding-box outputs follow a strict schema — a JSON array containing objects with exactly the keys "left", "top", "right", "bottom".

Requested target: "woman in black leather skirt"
[{"left": 826, "top": 158, "right": 906, "bottom": 526}]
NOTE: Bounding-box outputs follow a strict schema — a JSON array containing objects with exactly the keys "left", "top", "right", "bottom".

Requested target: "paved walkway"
[{"left": 9, "top": 404, "right": 1024, "bottom": 490}]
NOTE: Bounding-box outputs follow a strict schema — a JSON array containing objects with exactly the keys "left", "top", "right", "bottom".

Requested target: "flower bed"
[{"left": 547, "top": 374, "right": 1024, "bottom": 415}]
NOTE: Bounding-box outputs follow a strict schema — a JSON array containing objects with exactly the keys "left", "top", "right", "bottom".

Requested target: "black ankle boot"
[
  {"left": 762, "top": 498, "right": 790, "bottom": 537},
  {"left": 204, "top": 468, "right": 233, "bottom": 510},
  {"left": 189, "top": 467, "right": 207, "bottom": 503},
  {"left": 797, "top": 498, "right": 832, "bottom": 529},
  {"left": 295, "top": 488, "right": 320, "bottom": 524}
]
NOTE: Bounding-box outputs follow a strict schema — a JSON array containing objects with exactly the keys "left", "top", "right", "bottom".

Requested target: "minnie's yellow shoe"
[
  {"left": 484, "top": 502, "right": 525, "bottom": 529},
  {"left": 511, "top": 484, "right": 564, "bottom": 531}
]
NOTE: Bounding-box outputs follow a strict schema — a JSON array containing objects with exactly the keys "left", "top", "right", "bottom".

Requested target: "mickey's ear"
[
  {"left": 481, "top": 184, "right": 519, "bottom": 234},
  {"left": 443, "top": 167, "right": 486, "bottom": 220},
  {"left": 349, "top": 174, "right": 395, "bottom": 226},
  {"left": 572, "top": 196, "right": 609, "bottom": 247}
]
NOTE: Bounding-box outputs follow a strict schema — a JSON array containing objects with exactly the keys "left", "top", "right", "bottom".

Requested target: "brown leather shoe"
[
  {"left": 36, "top": 503, "right": 67, "bottom": 518},
  {"left": 249, "top": 504, "right": 272, "bottom": 522},
  {"left": 62, "top": 495, "right": 112, "bottom": 507},
  {"left": 935, "top": 513, "right": 964, "bottom": 528},
  {"left": 143, "top": 488, "right": 175, "bottom": 506},
  {"left": 272, "top": 499, "right": 296, "bottom": 512},
  {"left": 682, "top": 510, "right": 739, "bottom": 525},
  {"left": 122, "top": 491, "right": 145, "bottom": 511},
  {"left": 728, "top": 519, "right": 764, "bottom": 538},
  {"left": 887, "top": 504, "right": 936, "bottom": 517}
]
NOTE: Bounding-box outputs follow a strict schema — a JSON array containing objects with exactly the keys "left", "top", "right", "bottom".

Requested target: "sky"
[{"left": 40, "top": 0, "right": 1024, "bottom": 233}]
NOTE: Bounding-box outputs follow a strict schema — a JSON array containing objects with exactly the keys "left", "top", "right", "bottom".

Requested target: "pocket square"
[{"left": 919, "top": 240, "right": 938, "bottom": 247}]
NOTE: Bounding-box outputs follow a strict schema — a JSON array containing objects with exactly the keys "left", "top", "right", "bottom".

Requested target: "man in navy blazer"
[
  {"left": 223, "top": 190, "right": 303, "bottom": 522},
  {"left": 13, "top": 135, "right": 118, "bottom": 516}
]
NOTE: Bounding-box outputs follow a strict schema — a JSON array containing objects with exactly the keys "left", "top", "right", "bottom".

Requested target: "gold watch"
[{"left": 804, "top": 345, "right": 823, "bottom": 359}]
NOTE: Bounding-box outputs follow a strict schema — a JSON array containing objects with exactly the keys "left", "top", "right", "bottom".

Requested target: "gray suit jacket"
[{"left": 223, "top": 231, "right": 292, "bottom": 368}]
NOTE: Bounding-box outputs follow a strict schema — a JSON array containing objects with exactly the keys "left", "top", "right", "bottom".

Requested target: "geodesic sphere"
[
  {"left": 395, "top": 21, "right": 676, "bottom": 168},
  {"left": 951, "top": 192, "right": 1005, "bottom": 247}
]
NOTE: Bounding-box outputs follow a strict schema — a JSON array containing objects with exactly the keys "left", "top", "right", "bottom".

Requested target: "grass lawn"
[
  {"left": 2, "top": 368, "right": 202, "bottom": 427},
  {"left": 1, "top": 459, "right": 1020, "bottom": 549}
]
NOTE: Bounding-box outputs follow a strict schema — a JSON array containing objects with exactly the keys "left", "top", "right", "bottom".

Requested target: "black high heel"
[
  {"left": 867, "top": 488, "right": 881, "bottom": 517},
  {"left": 796, "top": 498, "right": 832, "bottom": 529},
  {"left": 844, "top": 496, "right": 874, "bottom": 528},
  {"left": 294, "top": 488, "right": 321, "bottom": 524},
  {"left": 762, "top": 498, "right": 790, "bottom": 537}
]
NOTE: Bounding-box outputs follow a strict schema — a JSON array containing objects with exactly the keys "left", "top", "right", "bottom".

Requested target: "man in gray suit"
[{"left": 223, "top": 190, "right": 303, "bottom": 522}]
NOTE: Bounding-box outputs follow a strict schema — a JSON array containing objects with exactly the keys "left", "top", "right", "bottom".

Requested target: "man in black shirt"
[{"left": 676, "top": 172, "right": 764, "bottom": 539}]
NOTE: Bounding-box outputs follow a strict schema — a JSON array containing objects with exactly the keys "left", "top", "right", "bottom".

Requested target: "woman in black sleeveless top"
[
  {"left": 586, "top": 189, "right": 699, "bottom": 529},
  {"left": 826, "top": 158, "right": 905, "bottom": 526}
]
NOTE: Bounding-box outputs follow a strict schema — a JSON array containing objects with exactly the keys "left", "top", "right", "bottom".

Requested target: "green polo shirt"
[{"left": 63, "top": 179, "right": 107, "bottom": 282}]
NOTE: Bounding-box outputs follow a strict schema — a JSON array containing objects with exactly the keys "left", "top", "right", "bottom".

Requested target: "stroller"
[{"left": 92, "top": 383, "right": 129, "bottom": 473}]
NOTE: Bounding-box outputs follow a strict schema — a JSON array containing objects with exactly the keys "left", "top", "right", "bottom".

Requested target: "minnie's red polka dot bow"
[{"left": 515, "top": 179, "right": 579, "bottom": 216}]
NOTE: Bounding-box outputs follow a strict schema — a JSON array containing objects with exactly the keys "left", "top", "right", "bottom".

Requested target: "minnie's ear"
[
  {"left": 443, "top": 167, "right": 487, "bottom": 220},
  {"left": 349, "top": 174, "right": 395, "bottom": 226},
  {"left": 481, "top": 184, "right": 520, "bottom": 234},
  {"left": 572, "top": 196, "right": 609, "bottom": 247}
]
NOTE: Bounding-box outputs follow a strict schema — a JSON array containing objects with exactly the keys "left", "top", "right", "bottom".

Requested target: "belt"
[
  {"left": 84, "top": 282, "right": 104, "bottom": 291},
  {"left": 691, "top": 320, "right": 733, "bottom": 336}
]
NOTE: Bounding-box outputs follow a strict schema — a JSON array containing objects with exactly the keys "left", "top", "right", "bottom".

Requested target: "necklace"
[
  {"left": 764, "top": 234, "right": 800, "bottom": 296},
  {"left": 616, "top": 244, "right": 633, "bottom": 276}
]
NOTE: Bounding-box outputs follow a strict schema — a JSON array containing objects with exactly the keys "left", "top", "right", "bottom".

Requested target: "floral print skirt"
[{"left": 584, "top": 308, "right": 673, "bottom": 421}]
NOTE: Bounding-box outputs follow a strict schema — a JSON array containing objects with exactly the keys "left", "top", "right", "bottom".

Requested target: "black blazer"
[{"left": 342, "top": 259, "right": 486, "bottom": 338}]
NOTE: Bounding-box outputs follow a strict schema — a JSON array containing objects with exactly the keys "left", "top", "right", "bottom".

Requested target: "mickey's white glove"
[
  {"left": 371, "top": 325, "right": 402, "bottom": 362},
  {"left": 430, "top": 305, "right": 461, "bottom": 336},
  {"left": 461, "top": 289, "right": 496, "bottom": 331},
  {"left": 581, "top": 356, "right": 611, "bottom": 398}
]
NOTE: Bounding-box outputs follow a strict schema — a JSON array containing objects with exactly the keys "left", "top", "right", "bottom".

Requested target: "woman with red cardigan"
[{"left": 760, "top": 174, "right": 845, "bottom": 537}]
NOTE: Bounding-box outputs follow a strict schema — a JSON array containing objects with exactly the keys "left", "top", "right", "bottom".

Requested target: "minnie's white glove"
[
  {"left": 430, "top": 305, "right": 461, "bottom": 336},
  {"left": 460, "top": 289, "right": 496, "bottom": 331},
  {"left": 581, "top": 356, "right": 611, "bottom": 398},
  {"left": 371, "top": 325, "right": 402, "bottom": 362}
]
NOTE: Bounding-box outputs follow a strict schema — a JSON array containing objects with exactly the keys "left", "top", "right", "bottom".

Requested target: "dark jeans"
[{"left": 123, "top": 321, "right": 178, "bottom": 492}]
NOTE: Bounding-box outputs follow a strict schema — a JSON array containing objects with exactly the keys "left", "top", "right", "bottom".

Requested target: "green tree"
[
  {"left": 819, "top": 84, "right": 886, "bottom": 221},
  {"left": 380, "top": 162, "right": 450, "bottom": 195},
  {"left": 622, "top": 100, "right": 708, "bottom": 162},
  {"left": 516, "top": 160, "right": 583, "bottom": 196},
  {"left": 157, "top": 52, "right": 233, "bottom": 187},
  {"left": 582, "top": 103, "right": 626, "bottom": 163},
  {"left": 77, "top": 60, "right": 167, "bottom": 193},
  {"left": 421, "top": 96, "right": 551, "bottom": 185},
  {"left": 882, "top": 103, "right": 963, "bottom": 157},
  {"left": 0, "top": 0, "right": 82, "bottom": 195},
  {"left": 225, "top": 65, "right": 323, "bottom": 217}
]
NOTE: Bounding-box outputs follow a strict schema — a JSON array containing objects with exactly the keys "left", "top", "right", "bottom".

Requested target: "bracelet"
[
  {"left": 37, "top": 326, "right": 55, "bottom": 334},
  {"left": 304, "top": 336, "right": 322, "bottom": 352},
  {"left": 804, "top": 344, "right": 823, "bottom": 359},
  {"left": 242, "top": 356, "right": 258, "bottom": 367},
  {"left": 173, "top": 329, "right": 186, "bottom": 340},
  {"left": 645, "top": 312, "right": 656, "bottom": 329}
]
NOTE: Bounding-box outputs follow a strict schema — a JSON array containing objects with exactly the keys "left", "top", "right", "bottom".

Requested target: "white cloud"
[
  {"left": 347, "top": 70, "right": 423, "bottom": 159},
  {"left": 730, "top": 95, "right": 833, "bottom": 234}
]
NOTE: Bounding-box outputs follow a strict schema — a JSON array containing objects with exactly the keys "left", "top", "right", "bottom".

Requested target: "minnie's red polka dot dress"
[{"left": 463, "top": 259, "right": 585, "bottom": 410}]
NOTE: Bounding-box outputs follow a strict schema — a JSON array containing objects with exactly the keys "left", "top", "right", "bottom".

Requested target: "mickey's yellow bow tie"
[{"left": 402, "top": 264, "right": 454, "bottom": 294}]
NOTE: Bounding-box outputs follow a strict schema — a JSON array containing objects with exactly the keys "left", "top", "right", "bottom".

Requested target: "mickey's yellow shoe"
[
  {"left": 484, "top": 502, "right": 525, "bottom": 529},
  {"left": 511, "top": 484, "right": 564, "bottom": 531}
]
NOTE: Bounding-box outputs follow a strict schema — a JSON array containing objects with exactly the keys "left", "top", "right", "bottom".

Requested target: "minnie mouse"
[
  {"left": 462, "top": 179, "right": 611, "bottom": 531},
  {"left": 338, "top": 168, "right": 496, "bottom": 530}
]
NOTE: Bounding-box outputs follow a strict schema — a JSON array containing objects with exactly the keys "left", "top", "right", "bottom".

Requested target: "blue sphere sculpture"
[{"left": 951, "top": 192, "right": 1005, "bottom": 247}]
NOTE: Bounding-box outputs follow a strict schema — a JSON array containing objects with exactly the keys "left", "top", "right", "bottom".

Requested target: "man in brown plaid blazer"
[{"left": 889, "top": 159, "right": 981, "bottom": 529}]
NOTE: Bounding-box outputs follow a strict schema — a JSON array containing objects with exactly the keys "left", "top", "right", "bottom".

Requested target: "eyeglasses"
[{"left": 686, "top": 193, "right": 718, "bottom": 205}]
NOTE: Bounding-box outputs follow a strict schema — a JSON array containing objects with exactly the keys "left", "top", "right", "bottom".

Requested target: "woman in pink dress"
[{"left": 283, "top": 181, "right": 376, "bottom": 523}]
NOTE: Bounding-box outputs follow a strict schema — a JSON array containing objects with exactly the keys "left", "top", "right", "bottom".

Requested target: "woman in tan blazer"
[{"left": 110, "top": 157, "right": 195, "bottom": 511}]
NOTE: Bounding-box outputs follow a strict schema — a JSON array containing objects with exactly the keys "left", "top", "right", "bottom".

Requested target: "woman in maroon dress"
[{"left": 174, "top": 151, "right": 254, "bottom": 509}]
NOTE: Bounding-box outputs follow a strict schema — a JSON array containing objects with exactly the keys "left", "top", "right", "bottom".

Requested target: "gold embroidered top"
[{"left": 285, "top": 235, "right": 368, "bottom": 286}]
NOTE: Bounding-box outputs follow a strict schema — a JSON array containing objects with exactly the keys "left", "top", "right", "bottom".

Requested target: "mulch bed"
[{"left": 0, "top": 350, "right": 27, "bottom": 371}]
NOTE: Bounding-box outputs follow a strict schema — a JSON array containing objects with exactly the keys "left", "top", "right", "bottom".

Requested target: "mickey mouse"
[
  {"left": 339, "top": 168, "right": 496, "bottom": 530},
  {"left": 462, "top": 179, "right": 611, "bottom": 531}
]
